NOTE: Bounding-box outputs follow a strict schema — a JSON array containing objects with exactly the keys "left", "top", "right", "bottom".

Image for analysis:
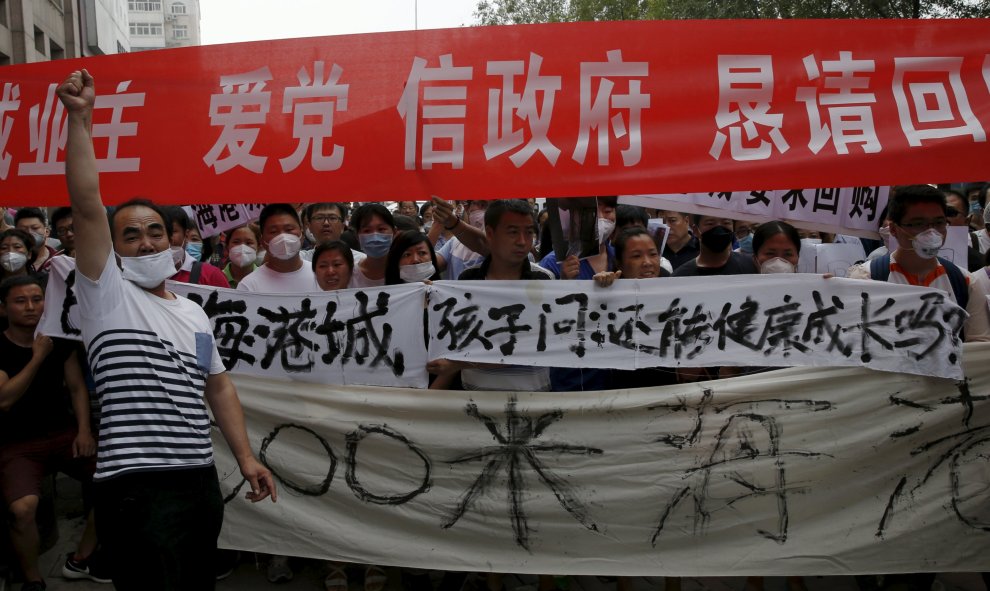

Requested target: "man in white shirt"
[{"left": 237, "top": 203, "right": 320, "bottom": 293}]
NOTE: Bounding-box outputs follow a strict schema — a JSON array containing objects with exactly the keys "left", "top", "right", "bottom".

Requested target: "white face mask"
[
  {"left": 597, "top": 218, "right": 615, "bottom": 244},
  {"left": 267, "top": 233, "right": 302, "bottom": 260},
  {"left": 120, "top": 249, "right": 176, "bottom": 288},
  {"left": 170, "top": 245, "right": 185, "bottom": 266},
  {"left": 911, "top": 228, "right": 944, "bottom": 259},
  {"left": 304, "top": 228, "right": 316, "bottom": 243},
  {"left": 255, "top": 249, "right": 267, "bottom": 265},
  {"left": 1, "top": 251, "right": 27, "bottom": 272},
  {"left": 760, "top": 257, "right": 796, "bottom": 274},
  {"left": 399, "top": 261, "right": 435, "bottom": 283},
  {"left": 468, "top": 209, "right": 485, "bottom": 230},
  {"left": 877, "top": 226, "right": 893, "bottom": 251},
  {"left": 229, "top": 245, "right": 257, "bottom": 268}
]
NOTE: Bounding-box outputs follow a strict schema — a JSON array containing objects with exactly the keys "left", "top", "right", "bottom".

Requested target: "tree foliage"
[{"left": 473, "top": 0, "right": 988, "bottom": 24}]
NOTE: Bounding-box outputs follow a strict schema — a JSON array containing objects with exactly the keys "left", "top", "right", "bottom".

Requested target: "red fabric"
[
  {"left": 0, "top": 19, "right": 987, "bottom": 206},
  {"left": 171, "top": 262, "right": 229, "bottom": 289}
]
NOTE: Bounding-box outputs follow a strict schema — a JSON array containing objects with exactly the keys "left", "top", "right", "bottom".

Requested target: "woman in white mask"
[
  {"left": 0, "top": 229, "right": 36, "bottom": 283},
  {"left": 752, "top": 221, "right": 802, "bottom": 274},
  {"left": 384, "top": 231, "right": 441, "bottom": 285},
  {"left": 222, "top": 224, "right": 261, "bottom": 288}
]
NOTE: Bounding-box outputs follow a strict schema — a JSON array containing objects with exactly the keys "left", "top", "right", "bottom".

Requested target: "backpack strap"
[
  {"left": 190, "top": 261, "right": 203, "bottom": 285},
  {"left": 869, "top": 254, "right": 891, "bottom": 281},
  {"left": 936, "top": 257, "right": 969, "bottom": 309}
]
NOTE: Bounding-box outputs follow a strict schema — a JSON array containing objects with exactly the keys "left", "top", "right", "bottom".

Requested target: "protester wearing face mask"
[
  {"left": 237, "top": 203, "right": 319, "bottom": 293},
  {"left": 348, "top": 204, "right": 397, "bottom": 288},
  {"left": 385, "top": 231, "right": 441, "bottom": 285},
  {"left": 734, "top": 220, "right": 755, "bottom": 255},
  {"left": 14, "top": 208, "right": 57, "bottom": 274},
  {"left": 0, "top": 229, "right": 37, "bottom": 286},
  {"left": 223, "top": 224, "right": 261, "bottom": 289},
  {"left": 672, "top": 215, "right": 758, "bottom": 277},
  {"left": 539, "top": 199, "right": 617, "bottom": 280},
  {"left": 430, "top": 198, "right": 491, "bottom": 280},
  {"left": 849, "top": 185, "right": 973, "bottom": 316},
  {"left": 752, "top": 221, "right": 801, "bottom": 274},
  {"left": 162, "top": 206, "right": 228, "bottom": 288}
]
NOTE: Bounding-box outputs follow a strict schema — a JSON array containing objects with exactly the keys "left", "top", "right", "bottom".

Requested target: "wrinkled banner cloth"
[{"left": 215, "top": 343, "right": 990, "bottom": 575}]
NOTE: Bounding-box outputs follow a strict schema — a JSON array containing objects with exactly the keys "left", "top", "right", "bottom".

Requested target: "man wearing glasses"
[
  {"left": 300, "top": 202, "right": 365, "bottom": 264},
  {"left": 850, "top": 185, "right": 973, "bottom": 312}
]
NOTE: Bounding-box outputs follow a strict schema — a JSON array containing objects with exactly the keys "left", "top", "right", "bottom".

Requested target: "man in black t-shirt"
[
  {"left": 0, "top": 275, "right": 100, "bottom": 590},
  {"left": 672, "top": 214, "right": 758, "bottom": 277}
]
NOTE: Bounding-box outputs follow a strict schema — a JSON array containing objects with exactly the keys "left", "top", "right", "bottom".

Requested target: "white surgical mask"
[
  {"left": 468, "top": 210, "right": 485, "bottom": 230},
  {"left": 267, "top": 233, "right": 302, "bottom": 260},
  {"left": 120, "top": 249, "right": 176, "bottom": 288},
  {"left": 878, "top": 226, "right": 892, "bottom": 251},
  {"left": 399, "top": 261, "right": 435, "bottom": 283},
  {"left": 30, "top": 231, "right": 45, "bottom": 248},
  {"left": 229, "top": 245, "right": 257, "bottom": 268},
  {"left": 597, "top": 218, "right": 615, "bottom": 244},
  {"left": 760, "top": 257, "right": 796, "bottom": 274},
  {"left": 255, "top": 249, "right": 267, "bottom": 265},
  {"left": 304, "top": 228, "right": 316, "bottom": 243},
  {"left": 911, "top": 228, "right": 944, "bottom": 260},
  {"left": 1, "top": 251, "right": 27, "bottom": 273},
  {"left": 423, "top": 221, "right": 433, "bottom": 233},
  {"left": 170, "top": 245, "right": 185, "bottom": 266}
]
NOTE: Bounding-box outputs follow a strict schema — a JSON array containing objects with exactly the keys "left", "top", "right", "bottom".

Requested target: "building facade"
[
  {"left": 127, "top": 0, "right": 199, "bottom": 51},
  {"left": 0, "top": 0, "right": 129, "bottom": 65}
]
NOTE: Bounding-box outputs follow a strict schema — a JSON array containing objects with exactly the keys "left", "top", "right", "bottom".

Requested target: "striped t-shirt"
[{"left": 76, "top": 252, "right": 225, "bottom": 480}]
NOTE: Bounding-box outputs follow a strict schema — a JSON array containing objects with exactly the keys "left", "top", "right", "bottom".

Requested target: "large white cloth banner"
[
  {"left": 39, "top": 256, "right": 966, "bottom": 381},
  {"left": 427, "top": 277, "right": 966, "bottom": 380},
  {"left": 216, "top": 344, "right": 990, "bottom": 575},
  {"left": 39, "top": 256, "right": 429, "bottom": 388},
  {"left": 619, "top": 187, "right": 889, "bottom": 239}
]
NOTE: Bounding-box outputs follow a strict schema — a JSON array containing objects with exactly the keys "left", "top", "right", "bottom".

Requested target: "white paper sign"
[
  {"left": 215, "top": 344, "right": 990, "bottom": 576},
  {"left": 619, "top": 187, "right": 889, "bottom": 239}
]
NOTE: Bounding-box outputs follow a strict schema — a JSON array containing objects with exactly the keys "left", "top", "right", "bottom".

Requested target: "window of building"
[
  {"left": 49, "top": 39, "right": 64, "bottom": 60},
  {"left": 0, "top": 51, "right": 10, "bottom": 66},
  {"left": 129, "top": 22, "right": 162, "bottom": 36},
  {"left": 170, "top": 2, "right": 186, "bottom": 14},
  {"left": 172, "top": 24, "right": 187, "bottom": 39},
  {"left": 117, "top": 40, "right": 127, "bottom": 53},
  {"left": 0, "top": 0, "right": 8, "bottom": 28},
  {"left": 33, "top": 27, "right": 45, "bottom": 56},
  {"left": 128, "top": 1, "right": 161, "bottom": 11}
]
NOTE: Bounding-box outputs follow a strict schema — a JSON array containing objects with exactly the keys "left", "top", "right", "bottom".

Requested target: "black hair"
[
  {"left": 615, "top": 204, "right": 649, "bottom": 229},
  {"left": 392, "top": 215, "right": 420, "bottom": 233},
  {"left": 258, "top": 203, "right": 302, "bottom": 234},
  {"left": 350, "top": 203, "right": 395, "bottom": 232},
  {"left": 613, "top": 226, "right": 656, "bottom": 266},
  {"left": 305, "top": 202, "right": 348, "bottom": 223},
  {"left": 50, "top": 207, "right": 72, "bottom": 231},
  {"left": 162, "top": 205, "right": 191, "bottom": 233},
  {"left": 419, "top": 202, "right": 434, "bottom": 217},
  {"left": 14, "top": 207, "right": 46, "bottom": 226},
  {"left": 311, "top": 240, "right": 355, "bottom": 275},
  {"left": 108, "top": 199, "right": 172, "bottom": 240},
  {"left": 752, "top": 221, "right": 801, "bottom": 257},
  {"left": 0, "top": 274, "right": 43, "bottom": 303},
  {"left": 385, "top": 230, "right": 440, "bottom": 285},
  {"left": 339, "top": 228, "right": 360, "bottom": 252},
  {"left": 887, "top": 185, "right": 947, "bottom": 225},
  {"left": 0, "top": 228, "right": 38, "bottom": 267},
  {"left": 484, "top": 199, "right": 535, "bottom": 230}
]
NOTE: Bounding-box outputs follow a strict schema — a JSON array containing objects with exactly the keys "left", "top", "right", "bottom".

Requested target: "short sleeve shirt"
[{"left": 0, "top": 334, "right": 75, "bottom": 443}]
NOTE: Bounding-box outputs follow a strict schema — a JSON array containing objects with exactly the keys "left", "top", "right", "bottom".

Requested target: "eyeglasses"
[
  {"left": 898, "top": 218, "right": 948, "bottom": 232},
  {"left": 56, "top": 225, "right": 74, "bottom": 237},
  {"left": 311, "top": 215, "right": 342, "bottom": 225}
]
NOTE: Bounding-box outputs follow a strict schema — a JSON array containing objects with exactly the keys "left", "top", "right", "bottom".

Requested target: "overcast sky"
[{"left": 200, "top": 0, "right": 478, "bottom": 45}]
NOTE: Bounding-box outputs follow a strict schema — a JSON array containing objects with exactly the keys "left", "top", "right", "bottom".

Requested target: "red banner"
[{"left": 0, "top": 20, "right": 988, "bottom": 206}]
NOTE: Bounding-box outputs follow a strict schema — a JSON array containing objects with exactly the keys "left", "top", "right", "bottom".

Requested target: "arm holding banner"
[
  {"left": 205, "top": 371, "right": 277, "bottom": 503},
  {"left": 56, "top": 70, "right": 112, "bottom": 282}
]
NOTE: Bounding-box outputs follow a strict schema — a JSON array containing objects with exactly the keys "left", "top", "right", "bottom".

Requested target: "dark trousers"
[{"left": 94, "top": 466, "right": 223, "bottom": 591}]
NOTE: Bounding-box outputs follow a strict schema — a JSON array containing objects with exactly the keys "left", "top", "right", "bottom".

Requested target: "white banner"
[
  {"left": 427, "top": 277, "right": 966, "bottom": 380},
  {"left": 40, "top": 258, "right": 966, "bottom": 380},
  {"left": 619, "top": 187, "right": 889, "bottom": 239},
  {"left": 190, "top": 202, "right": 266, "bottom": 238},
  {"left": 215, "top": 343, "right": 990, "bottom": 575},
  {"left": 39, "top": 257, "right": 428, "bottom": 388}
]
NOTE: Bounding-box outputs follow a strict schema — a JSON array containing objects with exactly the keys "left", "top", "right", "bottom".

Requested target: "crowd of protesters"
[{"left": 1, "top": 69, "right": 989, "bottom": 591}]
